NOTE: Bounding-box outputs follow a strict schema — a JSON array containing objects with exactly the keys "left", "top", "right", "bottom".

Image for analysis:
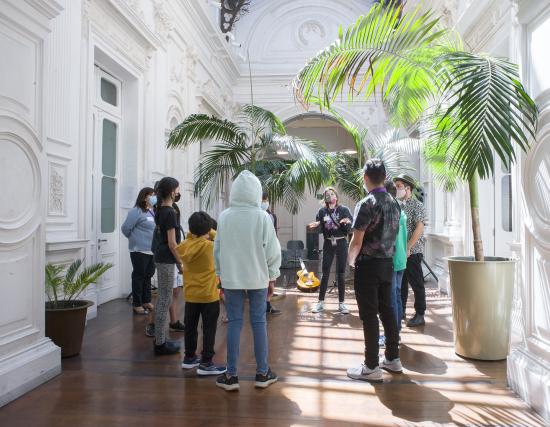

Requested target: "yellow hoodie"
[{"left": 176, "top": 230, "right": 219, "bottom": 303}]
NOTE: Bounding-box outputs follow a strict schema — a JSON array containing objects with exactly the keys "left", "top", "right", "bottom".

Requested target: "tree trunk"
[{"left": 468, "top": 174, "right": 484, "bottom": 262}]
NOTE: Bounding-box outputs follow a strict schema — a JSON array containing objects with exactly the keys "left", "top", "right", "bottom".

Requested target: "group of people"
[{"left": 120, "top": 157, "right": 427, "bottom": 388}]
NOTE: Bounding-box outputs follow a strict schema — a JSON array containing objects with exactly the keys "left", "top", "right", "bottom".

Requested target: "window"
[{"left": 100, "top": 78, "right": 118, "bottom": 106}]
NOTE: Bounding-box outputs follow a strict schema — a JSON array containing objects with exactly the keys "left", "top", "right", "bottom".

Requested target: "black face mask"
[{"left": 174, "top": 193, "right": 181, "bottom": 203}]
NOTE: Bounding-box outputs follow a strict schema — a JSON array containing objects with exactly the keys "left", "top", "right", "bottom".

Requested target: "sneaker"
[
  {"left": 254, "top": 368, "right": 278, "bottom": 388},
  {"left": 338, "top": 303, "right": 350, "bottom": 314},
  {"left": 169, "top": 320, "right": 185, "bottom": 332},
  {"left": 145, "top": 323, "right": 155, "bottom": 337},
  {"left": 406, "top": 314, "right": 425, "bottom": 327},
  {"left": 346, "top": 364, "right": 383, "bottom": 383},
  {"left": 311, "top": 301, "right": 324, "bottom": 313},
  {"left": 216, "top": 373, "right": 240, "bottom": 391},
  {"left": 380, "top": 357, "right": 403, "bottom": 374},
  {"left": 197, "top": 362, "right": 227, "bottom": 376},
  {"left": 181, "top": 355, "right": 201, "bottom": 369},
  {"left": 379, "top": 335, "right": 386, "bottom": 347},
  {"left": 153, "top": 340, "right": 180, "bottom": 355},
  {"left": 267, "top": 306, "right": 282, "bottom": 315}
]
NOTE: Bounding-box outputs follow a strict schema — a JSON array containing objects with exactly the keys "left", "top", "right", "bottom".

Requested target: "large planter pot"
[
  {"left": 45, "top": 300, "right": 94, "bottom": 358},
  {"left": 448, "top": 257, "right": 516, "bottom": 361}
]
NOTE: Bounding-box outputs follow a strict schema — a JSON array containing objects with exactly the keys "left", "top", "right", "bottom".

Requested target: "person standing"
[
  {"left": 347, "top": 159, "right": 402, "bottom": 383},
  {"left": 262, "top": 192, "right": 281, "bottom": 316},
  {"left": 121, "top": 187, "right": 156, "bottom": 315},
  {"left": 152, "top": 177, "right": 183, "bottom": 355},
  {"left": 215, "top": 171, "right": 281, "bottom": 391},
  {"left": 169, "top": 197, "right": 186, "bottom": 332},
  {"left": 177, "top": 212, "right": 226, "bottom": 375},
  {"left": 308, "top": 187, "right": 353, "bottom": 314},
  {"left": 378, "top": 180, "right": 408, "bottom": 347},
  {"left": 394, "top": 174, "right": 427, "bottom": 328}
]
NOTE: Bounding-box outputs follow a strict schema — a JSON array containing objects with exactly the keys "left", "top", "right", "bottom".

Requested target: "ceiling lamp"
[{"left": 220, "top": 0, "right": 251, "bottom": 34}]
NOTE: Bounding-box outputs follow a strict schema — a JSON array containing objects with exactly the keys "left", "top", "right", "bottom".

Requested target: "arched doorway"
[{"left": 275, "top": 113, "right": 357, "bottom": 254}]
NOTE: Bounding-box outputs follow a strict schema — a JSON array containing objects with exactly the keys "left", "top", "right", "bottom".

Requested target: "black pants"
[
  {"left": 354, "top": 258, "right": 399, "bottom": 369},
  {"left": 319, "top": 238, "right": 347, "bottom": 302},
  {"left": 184, "top": 301, "right": 220, "bottom": 362},
  {"left": 129, "top": 252, "right": 155, "bottom": 307},
  {"left": 401, "top": 253, "right": 426, "bottom": 316}
]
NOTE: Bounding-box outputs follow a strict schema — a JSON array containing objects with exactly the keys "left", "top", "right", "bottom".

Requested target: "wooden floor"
[{"left": 1, "top": 272, "right": 545, "bottom": 426}]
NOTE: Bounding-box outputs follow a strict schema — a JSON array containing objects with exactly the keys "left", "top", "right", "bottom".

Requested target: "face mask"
[
  {"left": 261, "top": 201, "right": 269, "bottom": 211},
  {"left": 325, "top": 193, "right": 336, "bottom": 204},
  {"left": 174, "top": 192, "right": 181, "bottom": 203},
  {"left": 396, "top": 189, "right": 407, "bottom": 200},
  {"left": 148, "top": 195, "right": 157, "bottom": 206}
]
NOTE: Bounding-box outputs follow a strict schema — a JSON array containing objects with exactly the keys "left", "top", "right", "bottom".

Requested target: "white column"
[{"left": 0, "top": 0, "right": 63, "bottom": 406}]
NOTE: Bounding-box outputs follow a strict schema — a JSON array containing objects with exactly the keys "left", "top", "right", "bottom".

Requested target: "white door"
[{"left": 93, "top": 67, "right": 122, "bottom": 305}]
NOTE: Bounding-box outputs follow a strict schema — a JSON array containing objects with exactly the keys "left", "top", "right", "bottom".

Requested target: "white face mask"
[
  {"left": 396, "top": 188, "right": 407, "bottom": 200},
  {"left": 261, "top": 201, "right": 269, "bottom": 211}
]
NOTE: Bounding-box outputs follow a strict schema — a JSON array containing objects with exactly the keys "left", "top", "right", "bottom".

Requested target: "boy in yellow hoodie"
[{"left": 176, "top": 212, "right": 226, "bottom": 376}]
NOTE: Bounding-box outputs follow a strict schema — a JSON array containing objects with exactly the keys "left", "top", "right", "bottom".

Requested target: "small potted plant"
[{"left": 45, "top": 259, "right": 113, "bottom": 357}]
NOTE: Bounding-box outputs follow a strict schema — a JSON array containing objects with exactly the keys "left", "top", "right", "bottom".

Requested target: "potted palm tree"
[
  {"left": 293, "top": 2, "right": 538, "bottom": 360},
  {"left": 45, "top": 259, "right": 112, "bottom": 357},
  {"left": 167, "top": 104, "right": 331, "bottom": 214}
]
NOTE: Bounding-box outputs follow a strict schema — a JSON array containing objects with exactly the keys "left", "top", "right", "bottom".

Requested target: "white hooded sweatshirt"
[{"left": 214, "top": 170, "right": 281, "bottom": 289}]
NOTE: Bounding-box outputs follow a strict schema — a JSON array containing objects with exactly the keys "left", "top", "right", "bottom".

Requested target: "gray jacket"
[{"left": 121, "top": 207, "right": 155, "bottom": 252}]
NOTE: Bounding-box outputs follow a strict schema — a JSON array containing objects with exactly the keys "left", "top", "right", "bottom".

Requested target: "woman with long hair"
[
  {"left": 121, "top": 187, "right": 156, "bottom": 315},
  {"left": 152, "top": 177, "right": 183, "bottom": 355},
  {"left": 308, "top": 187, "right": 353, "bottom": 314}
]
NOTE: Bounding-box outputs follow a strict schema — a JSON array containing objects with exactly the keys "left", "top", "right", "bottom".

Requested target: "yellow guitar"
[{"left": 296, "top": 259, "right": 320, "bottom": 293}]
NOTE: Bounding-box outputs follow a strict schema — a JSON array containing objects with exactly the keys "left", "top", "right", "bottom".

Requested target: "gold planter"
[{"left": 447, "top": 257, "right": 517, "bottom": 361}]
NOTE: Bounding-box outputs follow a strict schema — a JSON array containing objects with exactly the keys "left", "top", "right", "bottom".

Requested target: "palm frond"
[
  {"left": 45, "top": 263, "right": 65, "bottom": 303},
  {"left": 69, "top": 263, "right": 114, "bottom": 302},
  {"left": 168, "top": 114, "right": 247, "bottom": 150},
  {"left": 433, "top": 52, "right": 538, "bottom": 180},
  {"left": 240, "top": 104, "right": 286, "bottom": 139},
  {"left": 63, "top": 259, "right": 82, "bottom": 293},
  {"left": 194, "top": 140, "right": 251, "bottom": 210},
  {"left": 293, "top": 3, "right": 446, "bottom": 109}
]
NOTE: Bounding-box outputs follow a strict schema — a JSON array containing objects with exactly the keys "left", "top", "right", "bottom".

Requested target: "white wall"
[{"left": 0, "top": 0, "right": 63, "bottom": 407}]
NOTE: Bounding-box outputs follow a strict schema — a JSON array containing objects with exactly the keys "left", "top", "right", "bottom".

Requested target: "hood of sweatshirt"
[
  {"left": 229, "top": 170, "right": 262, "bottom": 208},
  {"left": 178, "top": 233, "right": 212, "bottom": 264}
]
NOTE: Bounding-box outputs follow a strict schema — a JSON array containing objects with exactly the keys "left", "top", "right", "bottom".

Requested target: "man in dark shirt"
[{"left": 347, "top": 159, "right": 402, "bottom": 383}]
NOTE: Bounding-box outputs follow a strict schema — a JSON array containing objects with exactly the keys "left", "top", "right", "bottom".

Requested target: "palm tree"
[
  {"left": 293, "top": 2, "right": 538, "bottom": 261},
  {"left": 167, "top": 105, "right": 332, "bottom": 214}
]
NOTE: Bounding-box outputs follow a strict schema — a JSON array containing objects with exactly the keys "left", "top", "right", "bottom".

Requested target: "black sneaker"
[
  {"left": 267, "top": 306, "right": 282, "bottom": 315},
  {"left": 406, "top": 314, "right": 425, "bottom": 327},
  {"left": 197, "top": 362, "right": 227, "bottom": 376},
  {"left": 216, "top": 373, "right": 239, "bottom": 391},
  {"left": 181, "top": 355, "right": 201, "bottom": 369},
  {"left": 153, "top": 340, "right": 180, "bottom": 355},
  {"left": 145, "top": 323, "right": 155, "bottom": 337},
  {"left": 254, "top": 368, "right": 278, "bottom": 388},
  {"left": 169, "top": 320, "right": 185, "bottom": 332}
]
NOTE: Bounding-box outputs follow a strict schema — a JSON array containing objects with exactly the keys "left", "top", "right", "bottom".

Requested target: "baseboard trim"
[
  {"left": 0, "top": 338, "right": 61, "bottom": 407},
  {"left": 508, "top": 347, "right": 550, "bottom": 423}
]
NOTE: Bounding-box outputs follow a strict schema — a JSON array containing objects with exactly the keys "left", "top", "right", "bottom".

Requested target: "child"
[{"left": 176, "top": 212, "right": 226, "bottom": 375}]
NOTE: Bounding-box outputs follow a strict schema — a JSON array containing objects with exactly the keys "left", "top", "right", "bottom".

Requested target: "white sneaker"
[
  {"left": 338, "top": 303, "right": 350, "bottom": 314},
  {"left": 347, "top": 364, "right": 383, "bottom": 383},
  {"left": 311, "top": 301, "right": 324, "bottom": 313},
  {"left": 380, "top": 357, "right": 403, "bottom": 374}
]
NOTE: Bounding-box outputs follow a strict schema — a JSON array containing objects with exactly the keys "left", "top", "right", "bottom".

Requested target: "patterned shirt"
[
  {"left": 352, "top": 190, "right": 401, "bottom": 258},
  {"left": 316, "top": 205, "right": 353, "bottom": 239},
  {"left": 401, "top": 197, "right": 427, "bottom": 255}
]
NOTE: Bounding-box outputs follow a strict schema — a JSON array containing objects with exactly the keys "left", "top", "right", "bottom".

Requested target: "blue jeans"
[
  {"left": 392, "top": 270, "right": 404, "bottom": 332},
  {"left": 224, "top": 288, "right": 269, "bottom": 376}
]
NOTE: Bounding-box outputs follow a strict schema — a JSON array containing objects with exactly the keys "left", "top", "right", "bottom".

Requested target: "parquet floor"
[{"left": 1, "top": 271, "right": 545, "bottom": 426}]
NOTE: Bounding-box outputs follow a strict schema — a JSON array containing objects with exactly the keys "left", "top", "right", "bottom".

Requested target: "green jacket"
[{"left": 394, "top": 210, "right": 408, "bottom": 271}]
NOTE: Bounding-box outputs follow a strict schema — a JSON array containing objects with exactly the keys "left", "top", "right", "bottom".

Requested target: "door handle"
[{"left": 98, "top": 239, "right": 107, "bottom": 247}]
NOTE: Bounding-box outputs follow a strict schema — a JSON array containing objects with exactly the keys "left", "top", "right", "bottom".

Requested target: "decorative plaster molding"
[
  {"left": 23, "top": 0, "right": 64, "bottom": 20},
  {"left": 48, "top": 166, "right": 64, "bottom": 216},
  {"left": 153, "top": 0, "right": 174, "bottom": 41},
  {"left": 297, "top": 20, "right": 327, "bottom": 47}
]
